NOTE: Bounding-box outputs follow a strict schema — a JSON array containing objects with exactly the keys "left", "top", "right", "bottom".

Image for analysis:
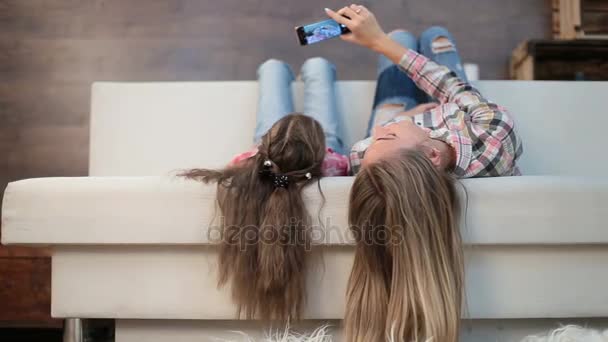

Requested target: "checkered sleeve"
[
  {"left": 463, "top": 104, "right": 523, "bottom": 177},
  {"left": 398, "top": 49, "right": 480, "bottom": 107},
  {"left": 399, "top": 50, "right": 523, "bottom": 177},
  {"left": 349, "top": 137, "right": 372, "bottom": 175}
]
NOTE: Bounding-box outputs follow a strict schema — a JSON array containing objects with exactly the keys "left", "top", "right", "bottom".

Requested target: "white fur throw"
[
  {"left": 215, "top": 324, "right": 608, "bottom": 342},
  {"left": 213, "top": 324, "right": 332, "bottom": 342},
  {"left": 521, "top": 325, "right": 608, "bottom": 342}
]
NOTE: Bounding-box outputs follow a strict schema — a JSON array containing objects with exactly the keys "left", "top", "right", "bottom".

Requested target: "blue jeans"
[
  {"left": 368, "top": 26, "right": 468, "bottom": 137},
  {"left": 254, "top": 58, "right": 346, "bottom": 155}
]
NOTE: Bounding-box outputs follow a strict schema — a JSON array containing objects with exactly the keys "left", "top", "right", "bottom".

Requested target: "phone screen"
[{"left": 298, "top": 19, "right": 349, "bottom": 45}]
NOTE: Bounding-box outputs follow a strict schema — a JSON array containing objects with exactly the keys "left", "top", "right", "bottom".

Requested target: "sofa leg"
[{"left": 63, "top": 318, "right": 83, "bottom": 342}]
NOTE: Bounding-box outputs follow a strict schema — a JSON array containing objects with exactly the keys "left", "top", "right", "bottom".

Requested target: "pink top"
[{"left": 229, "top": 147, "right": 349, "bottom": 176}]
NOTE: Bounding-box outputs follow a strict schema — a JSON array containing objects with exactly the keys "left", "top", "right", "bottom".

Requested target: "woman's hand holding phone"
[
  {"left": 324, "top": 5, "right": 389, "bottom": 52},
  {"left": 325, "top": 5, "right": 411, "bottom": 66}
]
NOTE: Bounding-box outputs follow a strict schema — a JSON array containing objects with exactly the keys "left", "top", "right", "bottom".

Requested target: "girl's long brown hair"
[
  {"left": 345, "top": 149, "right": 464, "bottom": 342},
  {"left": 181, "top": 113, "right": 326, "bottom": 321}
]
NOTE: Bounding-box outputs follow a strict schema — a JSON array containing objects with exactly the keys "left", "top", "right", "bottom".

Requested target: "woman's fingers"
[
  {"left": 349, "top": 4, "right": 373, "bottom": 19},
  {"left": 339, "top": 6, "right": 360, "bottom": 20},
  {"left": 349, "top": 4, "right": 365, "bottom": 16},
  {"left": 356, "top": 5, "right": 371, "bottom": 15},
  {"left": 325, "top": 7, "right": 350, "bottom": 25},
  {"left": 328, "top": 5, "right": 387, "bottom": 50},
  {"left": 340, "top": 33, "right": 356, "bottom": 43}
]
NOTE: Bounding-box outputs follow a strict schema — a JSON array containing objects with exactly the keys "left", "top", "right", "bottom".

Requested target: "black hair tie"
[
  {"left": 272, "top": 174, "right": 290, "bottom": 188},
  {"left": 260, "top": 159, "right": 290, "bottom": 189}
]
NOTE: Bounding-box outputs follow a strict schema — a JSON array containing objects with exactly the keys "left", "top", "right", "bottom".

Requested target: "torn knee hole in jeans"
[{"left": 431, "top": 37, "right": 456, "bottom": 54}]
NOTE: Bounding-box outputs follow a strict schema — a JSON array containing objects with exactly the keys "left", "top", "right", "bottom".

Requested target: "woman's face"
[{"left": 363, "top": 119, "right": 430, "bottom": 166}]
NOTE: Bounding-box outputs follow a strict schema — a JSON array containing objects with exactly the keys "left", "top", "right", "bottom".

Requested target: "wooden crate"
[
  {"left": 553, "top": 0, "right": 608, "bottom": 39},
  {"left": 510, "top": 39, "right": 608, "bottom": 80}
]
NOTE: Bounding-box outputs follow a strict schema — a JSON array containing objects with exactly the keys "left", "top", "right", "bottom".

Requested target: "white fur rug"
[
  {"left": 213, "top": 324, "right": 332, "bottom": 342},
  {"left": 215, "top": 324, "right": 608, "bottom": 342},
  {"left": 521, "top": 325, "right": 608, "bottom": 342}
]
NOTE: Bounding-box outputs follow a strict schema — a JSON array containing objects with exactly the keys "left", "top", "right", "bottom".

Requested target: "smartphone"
[{"left": 295, "top": 18, "right": 350, "bottom": 46}]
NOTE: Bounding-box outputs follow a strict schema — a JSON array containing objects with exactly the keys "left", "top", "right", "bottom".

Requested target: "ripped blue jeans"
[{"left": 368, "top": 26, "right": 468, "bottom": 137}]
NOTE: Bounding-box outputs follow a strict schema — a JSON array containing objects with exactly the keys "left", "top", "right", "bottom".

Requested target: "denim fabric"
[
  {"left": 367, "top": 26, "right": 467, "bottom": 137},
  {"left": 254, "top": 58, "right": 345, "bottom": 155}
]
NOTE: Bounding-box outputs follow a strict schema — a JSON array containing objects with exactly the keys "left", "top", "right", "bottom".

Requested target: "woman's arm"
[
  {"left": 329, "top": 6, "right": 522, "bottom": 177},
  {"left": 325, "top": 6, "right": 476, "bottom": 107},
  {"left": 325, "top": 6, "right": 407, "bottom": 63}
]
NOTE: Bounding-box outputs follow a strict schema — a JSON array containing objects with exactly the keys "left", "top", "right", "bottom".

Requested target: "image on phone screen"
[{"left": 296, "top": 19, "right": 349, "bottom": 45}]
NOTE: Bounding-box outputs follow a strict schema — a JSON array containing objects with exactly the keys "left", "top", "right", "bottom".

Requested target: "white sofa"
[{"left": 3, "top": 81, "right": 608, "bottom": 342}]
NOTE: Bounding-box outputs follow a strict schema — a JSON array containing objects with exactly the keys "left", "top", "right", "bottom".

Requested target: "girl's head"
[
  {"left": 364, "top": 119, "right": 453, "bottom": 171},
  {"left": 345, "top": 148, "right": 464, "bottom": 342},
  {"left": 259, "top": 113, "right": 326, "bottom": 176},
  {"left": 182, "top": 113, "right": 326, "bottom": 321}
]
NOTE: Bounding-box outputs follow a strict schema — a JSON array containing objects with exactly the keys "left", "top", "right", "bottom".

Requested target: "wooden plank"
[
  {"left": 535, "top": 58, "right": 608, "bottom": 80},
  {"left": 0, "top": 121, "right": 88, "bottom": 191},
  {"left": 0, "top": 82, "right": 89, "bottom": 125},
  {"left": 582, "top": 11, "right": 608, "bottom": 34},
  {"left": 0, "top": 247, "right": 51, "bottom": 258},
  {"left": 572, "top": 0, "right": 583, "bottom": 33},
  {"left": 0, "top": 38, "right": 247, "bottom": 82},
  {"left": 513, "top": 56, "right": 535, "bottom": 80},
  {"left": 510, "top": 40, "right": 530, "bottom": 79},
  {"left": 557, "top": 0, "right": 582, "bottom": 39},
  {"left": 0, "top": 0, "right": 311, "bottom": 39},
  {"left": 15, "top": 124, "right": 89, "bottom": 178},
  {"left": 582, "top": 0, "right": 608, "bottom": 12},
  {"left": 552, "top": 0, "right": 561, "bottom": 38},
  {"left": 0, "top": 257, "right": 59, "bottom": 326},
  {"left": 531, "top": 39, "right": 608, "bottom": 58}
]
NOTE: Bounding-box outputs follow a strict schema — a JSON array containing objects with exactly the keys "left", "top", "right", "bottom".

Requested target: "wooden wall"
[{"left": 0, "top": 0, "right": 550, "bottom": 326}]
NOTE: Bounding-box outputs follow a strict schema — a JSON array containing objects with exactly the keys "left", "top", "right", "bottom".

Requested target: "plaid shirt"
[{"left": 350, "top": 50, "right": 523, "bottom": 178}]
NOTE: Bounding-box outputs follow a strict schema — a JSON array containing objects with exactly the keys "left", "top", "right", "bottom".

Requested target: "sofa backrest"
[{"left": 89, "top": 81, "right": 608, "bottom": 177}]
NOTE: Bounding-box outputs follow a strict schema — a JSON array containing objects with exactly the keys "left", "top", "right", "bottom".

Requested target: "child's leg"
[
  {"left": 419, "top": 26, "right": 468, "bottom": 82},
  {"left": 301, "top": 57, "right": 345, "bottom": 155},
  {"left": 254, "top": 59, "right": 296, "bottom": 144},
  {"left": 368, "top": 30, "right": 419, "bottom": 137}
]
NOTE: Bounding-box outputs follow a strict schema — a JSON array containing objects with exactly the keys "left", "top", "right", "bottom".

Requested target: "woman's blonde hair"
[
  {"left": 344, "top": 148, "right": 464, "bottom": 342},
  {"left": 182, "top": 113, "right": 326, "bottom": 321}
]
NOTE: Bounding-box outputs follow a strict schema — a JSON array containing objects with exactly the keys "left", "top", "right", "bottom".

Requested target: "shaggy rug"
[
  {"left": 521, "top": 325, "right": 608, "bottom": 342},
  {"left": 214, "top": 324, "right": 608, "bottom": 342}
]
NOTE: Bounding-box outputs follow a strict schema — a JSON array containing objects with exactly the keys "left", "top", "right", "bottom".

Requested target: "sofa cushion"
[{"left": 3, "top": 176, "right": 607, "bottom": 246}]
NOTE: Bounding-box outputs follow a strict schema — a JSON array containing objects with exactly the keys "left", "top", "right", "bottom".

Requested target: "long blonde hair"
[
  {"left": 182, "top": 113, "right": 326, "bottom": 321},
  {"left": 344, "top": 148, "right": 464, "bottom": 342}
]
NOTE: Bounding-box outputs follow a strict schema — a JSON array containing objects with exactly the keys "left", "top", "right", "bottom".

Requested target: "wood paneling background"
[
  {"left": 0, "top": 254, "right": 56, "bottom": 326},
  {"left": 0, "top": 0, "right": 550, "bottom": 326},
  {"left": 582, "top": 0, "right": 608, "bottom": 35}
]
